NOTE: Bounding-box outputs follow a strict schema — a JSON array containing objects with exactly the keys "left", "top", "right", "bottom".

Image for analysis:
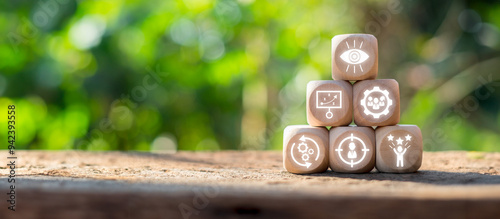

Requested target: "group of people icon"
[{"left": 367, "top": 96, "right": 386, "bottom": 110}]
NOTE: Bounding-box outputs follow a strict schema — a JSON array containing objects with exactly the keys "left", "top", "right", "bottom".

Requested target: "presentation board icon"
[
  {"left": 307, "top": 80, "right": 353, "bottom": 127},
  {"left": 316, "top": 90, "right": 342, "bottom": 119}
]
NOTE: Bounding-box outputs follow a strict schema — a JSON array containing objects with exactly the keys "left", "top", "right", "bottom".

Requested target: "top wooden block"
[{"left": 331, "top": 34, "right": 378, "bottom": 81}]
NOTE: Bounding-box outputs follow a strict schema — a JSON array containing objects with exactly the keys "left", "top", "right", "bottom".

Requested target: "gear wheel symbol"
[
  {"left": 301, "top": 153, "right": 310, "bottom": 161},
  {"left": 298, "top": 142, "right": 308, "bottom": 153},
  {"left": 308, "top": 149, "right": 314, "bottom": 155},
  {"left": 360, "top": 86, "right": 393, "bottom": 119}
]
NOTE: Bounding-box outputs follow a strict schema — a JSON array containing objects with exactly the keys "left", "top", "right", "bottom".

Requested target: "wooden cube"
[
  {"left": 331, "top": 34, "right": 378, "bottom": 81},
  {"left": 353, "top": 79, "right": 400, "bottom": 126},
  {"left": 307, "top": 80, "right": 353, "bottom": 127},
  {"left": 329, "top": 126, "right": 375, "bottom": 173},
  {"left": 375, "top": 125, "right": 423, "bottom": 173},
  {"left": 283, "top": 125, "right": 329, "bottom": 174}
]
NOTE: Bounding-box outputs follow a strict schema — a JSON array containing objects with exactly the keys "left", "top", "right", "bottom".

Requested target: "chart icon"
[{"left": 316, "top": 90, "right": 342, "bottom": 119}]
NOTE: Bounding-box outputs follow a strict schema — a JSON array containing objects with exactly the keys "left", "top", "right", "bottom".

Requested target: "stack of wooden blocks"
[{"left": 283, "top": 34, "right": 422, "bottom": 174}]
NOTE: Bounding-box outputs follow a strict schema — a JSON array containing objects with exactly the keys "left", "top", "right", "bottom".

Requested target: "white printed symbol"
[
  {"left": 335, "top": 133, "right": 370, "bottom": 168},
  {"left": 360, "top": 86, "right": 393, "bottom": 119},
  {"left": 291, "top": 135, "right": 320, "bottom": 168},
  {"left": 316, "top": 90, "right": 342, "bottom": 119},
  {"left": 387, "top": 134, "right": 412, "bottom": 167},
  {"left": 340, "top": 40, "right": 369, "bottom": 73}
]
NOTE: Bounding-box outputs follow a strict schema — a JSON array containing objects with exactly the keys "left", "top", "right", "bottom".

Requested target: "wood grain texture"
[
  {"left": 329, "top": 126, "right": 376, "bottom": 173},
  {"left": 283, "top": 125, "right": 329, "bottom": 174},
  {"left": 376, "top": 125, "right": 423, "bottom": 173},
  {"left": 306, "top": 80, "right": 353, "bottom": 126},
  {"left": 331, "top": 34, "right": 378, "bottom": 81},
  {"left": 1, "top": 150, "right": 500, "bottom": 219},
  {"left": 353, "top": 79, "right": 400, "bottom": 126}
]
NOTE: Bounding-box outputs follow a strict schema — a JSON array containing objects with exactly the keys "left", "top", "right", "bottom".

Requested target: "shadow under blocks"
[
  {"left": 284, "top": 34, "right": 423, "bottom": 174},
  {"left": 305, "top": 170, "right": 500, "bottom": 185}
]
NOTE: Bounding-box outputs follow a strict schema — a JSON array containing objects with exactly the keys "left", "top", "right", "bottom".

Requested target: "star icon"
[
  {"left": 387, "top": 134, "right": 394, "bottom": 141},
  {"left": 405, "top": 134, "right": 412, "bottom": 141},
  {"left": 396, "top": 137, "right": 404, "bottom": 145}
]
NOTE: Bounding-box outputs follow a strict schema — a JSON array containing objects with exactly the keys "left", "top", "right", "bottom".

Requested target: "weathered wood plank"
[{"left": 0, "top": 151, "right": 499, "bottom": 218}]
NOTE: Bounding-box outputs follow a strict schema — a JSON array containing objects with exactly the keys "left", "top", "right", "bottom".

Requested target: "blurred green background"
[{"left": 1, "top": 0, "right": 499, "bottom": 152}]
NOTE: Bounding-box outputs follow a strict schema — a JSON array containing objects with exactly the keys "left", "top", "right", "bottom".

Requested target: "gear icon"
[
  {"left": 301, "top": 153, "right": 310, "bottom": 161},
  {"left": 298, "top": 142, "right": 308, "bottom": 153},
  {"left": 360, "top": 86, "right": 393, "bottom": 119},
  {"left": 308, "top": 149, "right": 314, "bottom": 155}
]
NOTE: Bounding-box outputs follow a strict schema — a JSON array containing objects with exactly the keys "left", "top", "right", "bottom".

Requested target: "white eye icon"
[{"left": 340, "top": 49, "right": 369, "bottom": 65}]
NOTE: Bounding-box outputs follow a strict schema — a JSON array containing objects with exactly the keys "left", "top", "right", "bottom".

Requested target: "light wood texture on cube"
[
  {"left": 329, "top": 126, "right": 376, "bottom": 173},
  {"left": 353, "top": 79, "right": 400, "bottom": 126},
  {"left": 283, "top": 125, "right": 329, "bottom": 174},
  {"left": 307, "top": 80, "right": 353, "bottom": 126},
  {"left": 375, "top": 125, "right": 423, "bottom": 173},
  {"left": 331, "top": 34, "right": 378, "bottom": 81}
]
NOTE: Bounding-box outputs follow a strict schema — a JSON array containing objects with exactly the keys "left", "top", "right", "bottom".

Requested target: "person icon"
[
  {"left": 347, "top": 142, "right": 357, "bottom": 159},
  {"left": 393, "top": 145, "right": 407, "bottom": 167},
  {"left": 379, "top": 96, "right": 386, "bottom": 106},
  {"left": 373, "top": 97, "right": 380, "bottom": 110}
]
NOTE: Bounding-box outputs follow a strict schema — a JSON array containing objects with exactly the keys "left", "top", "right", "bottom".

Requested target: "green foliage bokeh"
[{"left": 1, "top": 0, "right": 500, "bottom": 151}]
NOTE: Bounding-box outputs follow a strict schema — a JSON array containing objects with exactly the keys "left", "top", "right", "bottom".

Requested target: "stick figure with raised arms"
[{"left": 387, "top": 134, "right": 412, "bottom": 168}]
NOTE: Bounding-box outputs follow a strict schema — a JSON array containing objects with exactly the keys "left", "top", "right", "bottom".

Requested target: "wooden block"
[
  {"left": 283, "top": 125, "right": 329, "bottom": 174},
  {"left": 329, "top": 126, "right": 375, "bottom": 173},
  {"left": 375, "top": 125, "right": 423, "bottom": 173},
  {"left": 331, "top": 34, "right": 378, "bottom": 81},
  {"left": 306, "top": 80, "right": 353, "bottom": 126},
  {"left": 353, "top": 79, "right": 400, "bottom": 126}
]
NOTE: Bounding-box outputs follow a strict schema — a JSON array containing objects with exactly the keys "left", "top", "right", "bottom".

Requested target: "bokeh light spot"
[
  {"left": 69, "top": 15, "right": 107, "bottom": 50},
  {"left": 170, "top": 18, "right": 198, "bottom": 46}
]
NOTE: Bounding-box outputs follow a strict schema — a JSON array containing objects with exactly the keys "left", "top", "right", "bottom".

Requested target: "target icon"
[{"left": 335, "top": 133, "right": 370, "bottom": 168}]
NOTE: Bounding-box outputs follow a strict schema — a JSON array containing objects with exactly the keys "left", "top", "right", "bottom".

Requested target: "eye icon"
[
  {"left": 340, "top": 49, "right": 369, "bottom": 65},
  {"left": 339, "top": 40, "right": 370, "bottom": 73}
]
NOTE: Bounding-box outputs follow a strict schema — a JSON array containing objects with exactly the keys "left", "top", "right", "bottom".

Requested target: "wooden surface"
[{"left": 1, "top": 150, "right": 500, "bottom": 219}]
